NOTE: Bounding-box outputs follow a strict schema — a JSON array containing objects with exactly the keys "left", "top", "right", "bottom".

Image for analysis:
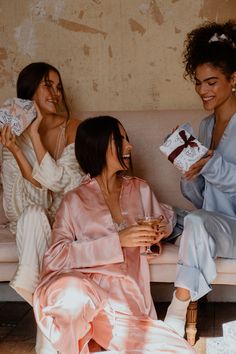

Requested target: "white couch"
[{"left": 1, "top": 110, "right": 236, "bottom": 344}]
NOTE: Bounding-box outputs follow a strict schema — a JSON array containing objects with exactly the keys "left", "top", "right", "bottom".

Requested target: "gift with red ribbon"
[{"left": 160, "top": 125, "right": 208, "bottom": 173}]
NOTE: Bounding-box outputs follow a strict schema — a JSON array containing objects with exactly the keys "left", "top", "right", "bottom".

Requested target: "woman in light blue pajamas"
[{"left": 164, "top": 20, "right": 236, "bottom": 338}]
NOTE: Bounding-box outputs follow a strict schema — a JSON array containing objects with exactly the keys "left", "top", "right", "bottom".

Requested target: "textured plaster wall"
[{"left": 0, "top": 0, "right": 235, "bottom": 112}]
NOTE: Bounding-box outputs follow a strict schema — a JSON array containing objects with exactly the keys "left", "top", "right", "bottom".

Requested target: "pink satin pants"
[{"left": 34, "top": 274, "right": 196, "bottom": 354}]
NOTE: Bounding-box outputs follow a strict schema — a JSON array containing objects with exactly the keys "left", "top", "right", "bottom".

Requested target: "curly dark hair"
[{"left": 183, "top": 20, "right": 236, "bottom": 81}]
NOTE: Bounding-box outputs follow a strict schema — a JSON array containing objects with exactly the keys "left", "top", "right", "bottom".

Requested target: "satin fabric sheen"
[
  {"left": 177, "top": 113, "right": 236, "bottom": 300},
  {"left": 34, "top": 175, "right": 195, "bottom": 354}
]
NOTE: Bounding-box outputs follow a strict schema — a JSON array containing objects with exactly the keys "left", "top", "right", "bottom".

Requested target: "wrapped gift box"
[
  {"left": 223, "top": 320, "right": 236, "bottom": 349},
  {"left": 159, "top": 124, "right": 208, "bottom": 173},
  {"left": 206, "top": 337, "right": 234, "bottom": 354},
  {"left": 0, "top": 98, "right": 37, "bottom": 136},
  {"left": 206, "top": 321, "right": 236, "bottom": 354}
]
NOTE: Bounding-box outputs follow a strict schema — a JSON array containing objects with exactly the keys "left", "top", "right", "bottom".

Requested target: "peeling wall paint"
[
  {"left": 108, "top": 45, "right": 113, "bottom": 58},
  {"left": 15, "top": 19, "right": 35, "bottom": 56},
  {"left": 83, "top": 44, "right": 90, "bottom": 56},
  {"left": 49, "top": 16, "right": 107, "bottom": 37},
  {"left": 150, "top": 0, "right": 164, "bottom": 25},
  {"left": 0, "top": 48, "right": 7, "bottom": 61},
  {"left": 129, "top": 18, "right": 146, "bottom": 35},
  {"left": 0, "top": 0, "right": 235, "bottom": 111},
  {"left": 30, "top": 0, "right": 65, "bottom": 20},
  {"left": 199, "top": 0, "right": 236, "bottom": 21}
]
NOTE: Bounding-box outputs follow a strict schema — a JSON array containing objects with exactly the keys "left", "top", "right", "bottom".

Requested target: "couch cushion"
[
  {"left": 148, "top": 243, "right": 178, "bottom": 265},
  {"left": 149, "top": 243, "right": 178, "bottom": 282},
  {"left": 0, "top": 227, "right": 18, "bottom": 262},
  {"left": 0, "top": 263, "right": 18, "bottom": 281},
  {"left": 215, "top": 257, "right": 236, "bottom": 274}
]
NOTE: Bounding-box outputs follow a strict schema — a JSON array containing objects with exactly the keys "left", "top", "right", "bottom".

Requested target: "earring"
[{"left": 232, "top": 86, "right": 236, "bottom": 93}]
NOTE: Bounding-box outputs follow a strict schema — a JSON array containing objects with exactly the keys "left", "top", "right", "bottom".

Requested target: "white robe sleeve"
[
  {"left": 1, "top": 149, "right": 50, "bottom": 221},
  {"left": 32, "top": 143, "right": 83, "bottom": 193}
]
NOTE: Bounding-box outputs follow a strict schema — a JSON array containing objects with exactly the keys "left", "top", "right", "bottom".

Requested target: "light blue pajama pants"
[{"left": 175, "top": 209, "right": 236, "bottom": 301}]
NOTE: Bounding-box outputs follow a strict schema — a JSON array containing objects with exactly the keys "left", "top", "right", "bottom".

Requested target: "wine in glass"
[{"left": 136, "top": 214, "right": 165, "bottom": 256}]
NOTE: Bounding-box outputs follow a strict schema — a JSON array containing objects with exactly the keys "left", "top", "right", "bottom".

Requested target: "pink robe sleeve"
[
  {"left": 42, "top": 195, "right": 124, "bottom": 276},
  {"left": 139, "top": 180, "right": 175, "bottom": 237}
]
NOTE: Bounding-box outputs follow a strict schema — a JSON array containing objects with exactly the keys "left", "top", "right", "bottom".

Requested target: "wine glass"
[{"left": 136, "top": 214, "right": 165, "bottom": 256}]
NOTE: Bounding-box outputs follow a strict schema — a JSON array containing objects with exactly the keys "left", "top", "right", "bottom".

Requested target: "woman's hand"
[
  {"left": 155, "top": 220, "right": 169, "bottom": 239},
  {"left": 184, "top": 150, "right": 213, "bottom": 180},
  {"left": 26, "top": 102, "right": 43, "bottom": 139},
  {"left": 0, "top": 125, "right": 20, "bottom": 154},
  {"left": 119, "top": 224, "right": 161, "bottom": 248}
]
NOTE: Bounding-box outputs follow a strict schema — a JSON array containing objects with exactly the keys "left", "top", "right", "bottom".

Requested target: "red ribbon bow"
[{"left": 168, "top": 130, "right": 198, "bottom": 163}]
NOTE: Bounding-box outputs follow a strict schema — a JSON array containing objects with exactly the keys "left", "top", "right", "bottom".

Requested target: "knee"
[
  {"left": 46, "top": 276, "right": 97, "bottom": 320},
  {"left": 21, "top": 205, "right": 47, "bottom": 220},
  {"left": 184, "top": 210, "right": 206, "bottom": 228},
  {"left": 182, "top": 210, "right": 209, "bottom": 244},
  {"left": 17, "top": 205, "right": 49, "bottom": 232},
  {"left": 16, "top": 205, "right": 51, "bottom": 245}
]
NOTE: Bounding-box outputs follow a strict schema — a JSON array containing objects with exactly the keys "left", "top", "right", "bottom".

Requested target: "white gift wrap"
[
  {"left": 223, "top": 321, "right": 236, "bottom": 349},
  {"left": 159, "top": 126, "right": 208, "bottom": 173},
  {"left": 0, "top": 98, "right": 36, "bottom": 136},
  {"left": 206, "top": 337, "right": 236, "bottom": 354},
  {"left": 206, "top": 321, "right": 236, "bottom": 353}
]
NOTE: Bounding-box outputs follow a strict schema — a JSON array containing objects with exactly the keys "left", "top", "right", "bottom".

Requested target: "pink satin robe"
[{"left": 33, "top": 176, "right": 195, "bottom": 354}]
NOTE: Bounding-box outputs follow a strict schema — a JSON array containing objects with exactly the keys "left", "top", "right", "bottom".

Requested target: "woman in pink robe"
[{"left": 33, "top": 116, "right": 195, "bottom": 354}]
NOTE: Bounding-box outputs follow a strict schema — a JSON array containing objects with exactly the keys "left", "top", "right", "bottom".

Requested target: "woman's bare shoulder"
[
  {"left": 68, "top": 117, "right": 81, "bottom": 127},
  {"left": 66, "top": 118, "right": 82, "bottom": 144}
]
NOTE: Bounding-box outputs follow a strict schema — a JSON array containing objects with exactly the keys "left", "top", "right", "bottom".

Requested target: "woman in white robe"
[{"left": 0, "top": 62, "right": 83, "bottom": 305}]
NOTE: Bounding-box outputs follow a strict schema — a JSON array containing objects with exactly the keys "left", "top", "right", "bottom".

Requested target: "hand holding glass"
[{"left": 136, "top": 215, "right": 165, "bottom": 256}]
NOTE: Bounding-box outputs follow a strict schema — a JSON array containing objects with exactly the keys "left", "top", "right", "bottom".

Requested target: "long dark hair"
[
  {"left": 75, "top": 116, "right": 130, "bottom": 177},
  {"left": 183, "top": 20, "right": 236, "bottom": 80},
  {"left": 16, "top": 62, "right": 70, "bottom": 117}
]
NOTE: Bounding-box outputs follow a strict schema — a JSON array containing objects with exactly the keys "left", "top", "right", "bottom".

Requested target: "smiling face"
[
  {"left": 106, "top": 124, "right": 133, "bottom": 174},
  {"left": 32, "top": 70, "right": 62, "bottom": 115},
  {"left": 194, "top": 63, "right": 236, "bottom": 112}
]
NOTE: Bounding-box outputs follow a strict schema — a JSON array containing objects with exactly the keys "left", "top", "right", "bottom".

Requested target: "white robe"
[{"left": 1, "top": 133, "right": 83, "bottom": 304}]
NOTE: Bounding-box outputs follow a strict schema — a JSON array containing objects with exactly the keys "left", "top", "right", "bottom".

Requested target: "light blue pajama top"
[{"left": 181, "top": 112, "right": 236, "bottom": 219}]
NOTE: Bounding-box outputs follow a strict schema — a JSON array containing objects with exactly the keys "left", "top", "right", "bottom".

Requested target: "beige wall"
[{"left": 0, "top": 0, "right": 235, "bottom": 112}]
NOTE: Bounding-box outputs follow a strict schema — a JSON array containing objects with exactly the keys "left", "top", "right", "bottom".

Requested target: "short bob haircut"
[
  {"left": 75, "top": 116, "right": 129, "bottom": 177},
  {"left": 16, "top": 62, "right": 70, "bottom": 118}
]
